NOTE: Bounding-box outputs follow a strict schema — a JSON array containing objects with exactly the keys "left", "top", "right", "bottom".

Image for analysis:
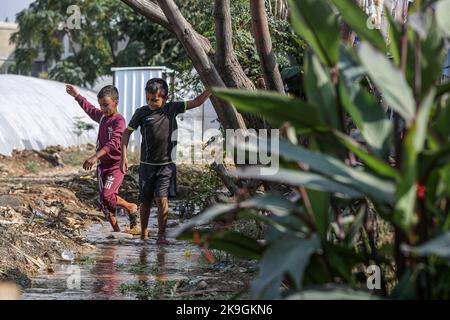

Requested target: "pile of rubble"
[{"left": 0, "top": 181, "right": 100, "bottom": 288}]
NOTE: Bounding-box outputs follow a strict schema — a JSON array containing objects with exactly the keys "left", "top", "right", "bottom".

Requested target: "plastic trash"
[{"left": 61, "top": 250, "right": 75, "bottom": 261}]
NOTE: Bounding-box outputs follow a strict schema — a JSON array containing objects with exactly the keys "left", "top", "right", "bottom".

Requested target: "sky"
[{"left": 0, "top": 0, "right": 34, "bottom": 22}]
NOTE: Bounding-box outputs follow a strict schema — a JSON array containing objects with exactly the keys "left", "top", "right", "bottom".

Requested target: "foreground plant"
[{"left": 175, "top": 0, "right": 450, "bottom": 299}]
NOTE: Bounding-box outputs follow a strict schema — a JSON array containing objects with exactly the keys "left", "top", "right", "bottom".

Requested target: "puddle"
[{"left": 22, "top": 205, "right": 202, "bottom": 300}]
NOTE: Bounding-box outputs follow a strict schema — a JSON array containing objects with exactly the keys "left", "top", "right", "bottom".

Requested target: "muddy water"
[{"left": 22, "top": 205, "right": 201, "bottom": 300}]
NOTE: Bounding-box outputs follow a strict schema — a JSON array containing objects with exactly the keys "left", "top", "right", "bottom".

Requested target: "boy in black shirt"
[{"left": 120, "top": 78, "right": 211, "bottom": 243}]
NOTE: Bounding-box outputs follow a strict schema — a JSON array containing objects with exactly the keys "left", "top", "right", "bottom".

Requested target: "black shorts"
[{"left": 138, "top": 163, "right": 177, "bottom": 203}]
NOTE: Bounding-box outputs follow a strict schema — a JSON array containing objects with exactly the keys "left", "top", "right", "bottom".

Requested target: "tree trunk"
[
  {"left": 250, "top": 0, "right": 285, "bottom": 93},
  {"left": 214, "top": 0, "right": 255, "bottom": 90},
  {"left": 121, "top": 0, "right": 272, "bottom": 130},
  {"left": 121, "top": 0, "right": 215, "bottom": 63},
  {"left": 156, "top": 0, "right": 246, "bottom": 131},
  {"left": 213, "top": 0, "right": 268, "bottom": 130}
]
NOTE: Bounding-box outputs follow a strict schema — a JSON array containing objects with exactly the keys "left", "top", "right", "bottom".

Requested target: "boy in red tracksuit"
[{"left": 66, "top": 84, "right": 138, "bottom": 232}]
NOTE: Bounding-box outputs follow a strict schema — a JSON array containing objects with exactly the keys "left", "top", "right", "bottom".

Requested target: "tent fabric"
[{"left": 0, "top": 74, "right": 98, "bottom": 155}]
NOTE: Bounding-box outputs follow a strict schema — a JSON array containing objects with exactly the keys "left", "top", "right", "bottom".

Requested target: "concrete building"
[{"left": 0, "top": 22, "right": 18, "bottom": 74}]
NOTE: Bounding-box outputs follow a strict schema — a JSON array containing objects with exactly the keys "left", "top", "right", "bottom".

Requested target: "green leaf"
[
  {"left": 331, "top": 0, "right": 386, "bottom": 52},
  {"left": 436, "top": 81, "right": 450, "bottom": 98},
  {"left": 306, "top": 189, "right": 330, "bottom": 239},
  {"left": 333, "top": 131, "right": 400, "bottom": 181},
  {"left": 178, "top": 229, "right": 264, "bottom": 260},
  {"left": 172, "top": 194, "right": 309, "bottom": 236},
  {"left": 251, "top": 234, "right": 321, "bottom": 299},
  {"left": 436, "top": 0, "right": 450, "bottom": 37},
  {"left": 304, "top": 52, "right": 339, "bottom": 128},
  {"left": 359, "top": 43, "right": 415, "bottom": 126},
  {"left": 212, "top": 88, "right": 326, "bottom": 133},
  {"left": 401, "top": 232, "right": 450, "bottom": 265},
  {"left": 386, "top": 9, "right": 401, "bottom": 66},
  {"left": 339, "top": 48, "right": 393, "bottom": 159},
  {"left": 394, "top": 89, "right": 435, "bottom": 231},
  {"left": 233, "top": 167, "right": 363, "bottom": 199},
  {"left": 390, "top": 270, "right": 417, "bottom": 299},
  {"left": 171, "top": 203, "right": 235, "bottom": 236},
  {"left": 421, "top": 16, "right": 445, "bottom": 95},
  {"left": 274, "top": 139, "right": 396, "bottom": 203},
  {"left": 288, "top": 0, "right": 340, "bottom": 66}
]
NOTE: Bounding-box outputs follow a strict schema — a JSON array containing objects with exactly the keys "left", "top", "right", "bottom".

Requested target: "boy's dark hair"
[
  {"left": 97, "top": 85, "right": 119, "bottom": 101},
  {"left": 145, "top": 78, "right": 169, "bottom": 97}
]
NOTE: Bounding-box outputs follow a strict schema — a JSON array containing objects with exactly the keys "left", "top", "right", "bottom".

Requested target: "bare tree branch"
[
  {"left": 121, "top": 0, "right": 171, "bottom": 30},
  {"left": 250, "top": 0, "right": 284, "bottom": 93},
  {"left": 214, "top": 0, "right": 256, "bottom": 90},
  {"left": 121, "top": 0, "right": 215, "bottom": 57},
  {"left": 157, "top": 0, "right": 246, "bottom": 131}
]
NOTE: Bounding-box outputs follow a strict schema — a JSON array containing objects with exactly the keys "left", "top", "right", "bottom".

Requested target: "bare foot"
[
  {"left": 128, "top": 203, "right": 138, "bottom": 213},
  {"left": 127, "top": 204, "right": 138, "bottom": 229},
  {"left": 140, "top": 229, "right": 149, "bottom": 241}
]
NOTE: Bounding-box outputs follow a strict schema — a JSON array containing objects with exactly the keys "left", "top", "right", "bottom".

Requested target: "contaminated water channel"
[{"left": 22, "top": 203, "right": 202, "bottom": 300}]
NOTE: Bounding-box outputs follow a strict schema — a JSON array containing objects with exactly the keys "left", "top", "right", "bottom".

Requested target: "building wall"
[{"left": 0, "top": 22, "right": 18, "bottom": 74}]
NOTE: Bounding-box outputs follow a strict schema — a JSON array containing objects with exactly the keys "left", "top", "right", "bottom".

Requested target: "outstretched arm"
[
  {"left": 66, "top": 84, "right": 103, "bottom": 123},
  {"left": 186, "top": 89, "right": 211, "bottom": 110}
]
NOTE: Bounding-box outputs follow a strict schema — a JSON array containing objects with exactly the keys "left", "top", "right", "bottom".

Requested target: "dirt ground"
[
  {"left": 0, "top": 145, "right": 104, "bottom": 288},
  {"left": 0, "top": 145, "right": 257, "bottom": 299}
]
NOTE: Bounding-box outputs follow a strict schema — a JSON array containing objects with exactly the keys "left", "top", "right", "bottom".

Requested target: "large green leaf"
[
  {"left": 212, "top": 88, "right": 326, "bottom": 133},
  {"left": 306, "top": 189, "right": 330, "bottom": 239},
  {"left": 288, "top": 0, "right": 340, "bottom": 66},
  {"left": 358, "top": 43, "right": 416, "bottom": 126},
  {"left": 304, "top": 52, "right": 339, "bottom": 128},
  {"left": 394, "top": 89, "right": 435, "bottom": 231},
  {"left": 386, "top": 9, "right": 401, "bottom": 66},
  {"left": 170, "top": 203, "right": 235, "bottom": 237},
  {"left": 436, "top": 81, "right": 450, "bottom": 98},
  {"left": 178, "top": 229, "right": 264, "bottom": 260},
  {"left": 436, "top": 0, "right": 450, "bottom": 37},
  {"left": 331, "top": 0, "right": 386, "bottom": 52},
  {"left": 251, "top": 234, "right": 321, "bottom": 299},
  {"left": 339, "top": 48, "right": 393, "bottom": 159},
  {"left": 172, "top": 194, "right": 311, "bottom": 236},
  {"left": 435, "top": 93, "right": 450, "bottom": 141},
  {"left": 233, "top": 166, "right": 364, "bottom": 199},
  {"left": 401, "top": 232, "right": 450, "bottom": 265},
  {"left": 421, "top": 16, "right": 445, "bottom": 95},
  {"left": 333, "top": 131, "right": 400, "bottom": 181},
  {"left": 268, "top": 139, "right": 396, "bottom": 203},
  {"left": 389, "top": 270, "right": 417, "bottom": 299}
]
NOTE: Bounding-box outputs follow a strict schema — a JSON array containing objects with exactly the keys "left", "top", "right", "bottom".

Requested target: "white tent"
[{"left": 0, "top": 74, "right": 98, "bottom": 155}]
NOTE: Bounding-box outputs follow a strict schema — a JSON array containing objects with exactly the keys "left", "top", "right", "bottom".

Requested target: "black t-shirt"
[{"left": 127, "top": 101, "right": 186, "bottom": 164}]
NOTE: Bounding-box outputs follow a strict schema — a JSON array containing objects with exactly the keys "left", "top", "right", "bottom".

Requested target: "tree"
[
  {"left": 120, "top": 0, "right": 302, "bottom": 130},
  {"left": 12, "top": 0, "right": 301, "bottom": 131},
  {"left": 250, "top": 0, "right": 285, "bottom": 93},
  {"left": 10, "top": 0, "right": 182, "bottom": 86}
]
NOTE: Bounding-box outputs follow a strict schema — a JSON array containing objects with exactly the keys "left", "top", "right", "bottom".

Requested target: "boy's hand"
[
  {"left": 66, "top": 84, "right": 80, "bottom": 98},
  {"left": 83, "top": 155, "right": 98, "bottom": 171},
  {"left": 186, "top": 89, "right": 212, "bottom": 110},
  {"left": 120, "top": 157, "right": 128, "bottom": 174}
]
